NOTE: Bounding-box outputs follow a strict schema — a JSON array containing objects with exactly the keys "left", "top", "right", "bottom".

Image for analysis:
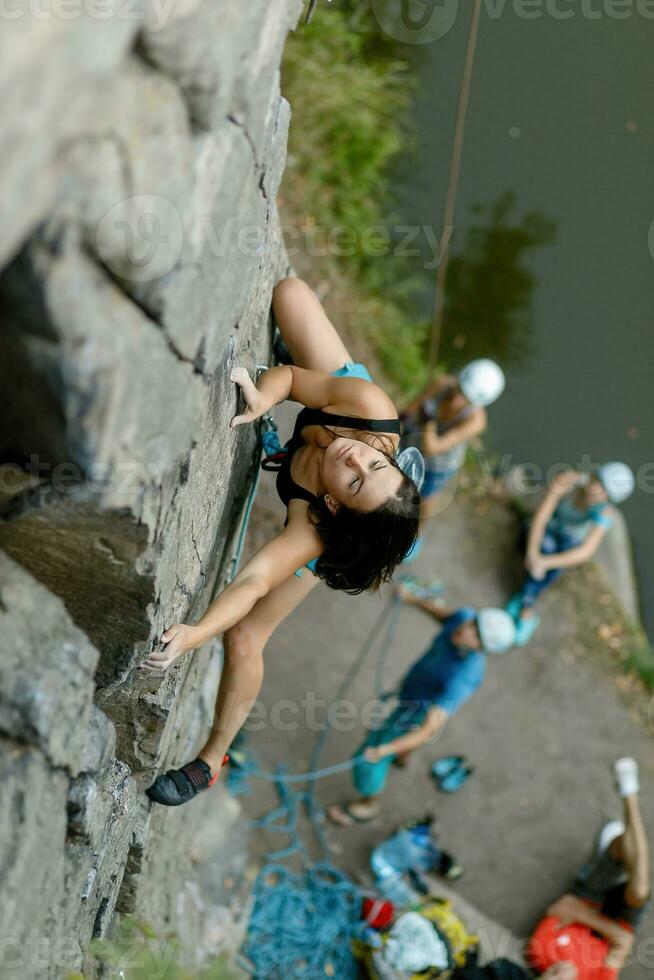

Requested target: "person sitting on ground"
[
  {"left": 326, "top": 584, "right": 516, "bottom": 826},
  {"left": 450, "top": 759, "right": 650, "bottom": 980},
  {"left": 144, "top": 276, "right": 421, "bottom": 807},
  {"left": 508, "top": 463, "right": 635, "bottom": 644},
  {"left": 528, "top": 757, "right": 650, "bottom": 980},
  {"left": 400, "top": 359, "right": 505, "bottom": 520}
]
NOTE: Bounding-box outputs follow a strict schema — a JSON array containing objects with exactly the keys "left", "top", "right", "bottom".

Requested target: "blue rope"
[{"left": 242, "top": 862, "right": 361, "bottom": 979}]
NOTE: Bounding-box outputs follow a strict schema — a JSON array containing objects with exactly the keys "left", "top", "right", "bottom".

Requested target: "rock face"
[{"left": 0, "top": 2, "right": 302, "bottom": 975}]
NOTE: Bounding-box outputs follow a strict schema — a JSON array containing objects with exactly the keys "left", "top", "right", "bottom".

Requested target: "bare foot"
[{"left": 326, "top": 801, "right": 381, "bottom": 827}]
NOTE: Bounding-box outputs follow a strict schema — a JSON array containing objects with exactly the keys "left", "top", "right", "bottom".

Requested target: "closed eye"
[{"left": 350, "top": 461, "right": 386, "bottom": 494}]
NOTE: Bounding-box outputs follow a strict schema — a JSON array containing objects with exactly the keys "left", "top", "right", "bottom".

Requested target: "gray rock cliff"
[{"left": 0, "top": 2, "right": 303, "bottom": 975}]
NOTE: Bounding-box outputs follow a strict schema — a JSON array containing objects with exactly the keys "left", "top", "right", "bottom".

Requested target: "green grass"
[
  {"left": 281, "top": 3, "right": 431, "bottom": 397},
  {"left": 80, "top": 914, "right": 244, "bottom": 980}
]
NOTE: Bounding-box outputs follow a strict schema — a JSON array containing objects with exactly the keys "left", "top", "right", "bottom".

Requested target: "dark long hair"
[{"left": 308, "top": 453, "right": 421, "bottom": 594}]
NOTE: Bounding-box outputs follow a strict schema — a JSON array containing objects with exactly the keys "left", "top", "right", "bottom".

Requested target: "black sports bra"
[{"left": 272, "top": 406, "right": 401, "bottom": 509}]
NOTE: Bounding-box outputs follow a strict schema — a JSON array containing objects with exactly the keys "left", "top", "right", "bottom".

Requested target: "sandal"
[
  {"left": 326, "top": 801, "right": 381, "bottom": 827},
  {"left": 514, "top": 612, "right": 540, "bottom": 647},
  {"left": 146, "top": 755, "right": 226, "bottom": 807},
  {"left": 431, "top": 754, "right": 465, "bottom": 779},
  {"left": 439, "top": 763, "right": 474, "bottom": 794}
]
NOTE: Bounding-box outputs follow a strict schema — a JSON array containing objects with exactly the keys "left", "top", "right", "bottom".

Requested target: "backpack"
[{"left": 355, "top": 897, "right": 479, "bottom": 980}]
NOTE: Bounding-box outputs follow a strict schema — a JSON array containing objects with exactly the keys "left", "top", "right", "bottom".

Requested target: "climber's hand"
[
  {"left": 230, "top": 367, "right": 268, "bottom": 427},
  {"left": 139, "top": 624, "right": 200, "bottom": 672},
  {"left": 526, "top": 555, "right": 547, "bottom": 581}
]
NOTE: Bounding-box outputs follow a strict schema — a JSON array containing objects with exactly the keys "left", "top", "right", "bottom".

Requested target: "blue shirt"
[
  {"left": 547, "top": 497, "right": 613, "bottom": 547},
  {"left": 398, "top": 608, "right": 486, "bottom": 715}
]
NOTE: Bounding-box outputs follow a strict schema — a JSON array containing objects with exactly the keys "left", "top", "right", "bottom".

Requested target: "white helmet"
[
  {"left": 598, "top": 462, "right": 635, "bottom": 504},
  {"left": 458, "top": 359, "right": 505, "bottom": 407},
  {"left": 477, "top": 608, "right": 516, "bottom": 655}
]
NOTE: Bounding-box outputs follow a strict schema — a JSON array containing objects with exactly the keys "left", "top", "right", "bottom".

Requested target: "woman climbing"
[
  {"left": 508, "top": 462, "right": 635, "bottom": 645},
  {"left": 144, "top": 276, "right": 422, "bottom": 807},
  {"left": 401, "top": 359, "right": 505, "bottom": 520}
]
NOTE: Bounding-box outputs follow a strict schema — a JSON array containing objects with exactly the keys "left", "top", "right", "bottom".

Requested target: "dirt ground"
[{"left": 236, "top": 414, "right": 653, "bottom": 979}]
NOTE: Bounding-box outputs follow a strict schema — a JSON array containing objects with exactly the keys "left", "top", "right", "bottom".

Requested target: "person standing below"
[
  {"left": 401, "top": 359, "right": 506, "bottom": 520},
  {"left": 326, "top": 584, "right": 516, "bottom": 826},
  {"left": 508, "top": 463, "right": 635, "bottom": 645},
  {"left": 528, "top": 757, "right": 650, "bottom": 980}
]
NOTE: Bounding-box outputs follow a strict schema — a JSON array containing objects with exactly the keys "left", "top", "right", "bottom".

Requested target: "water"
[{"left": 389, "top": 7, "right": 654, "bottom": 637}]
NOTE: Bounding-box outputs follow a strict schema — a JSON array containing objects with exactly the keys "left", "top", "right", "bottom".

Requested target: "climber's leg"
[
  {"left": 197, "top": 569, "right": 320, "bottom": 775},
  {"left": 146, "top": 571, "right": 319, "bottom": 806},
  {"left": 272, "top": 277, "right": 353, "bottom": 373}
]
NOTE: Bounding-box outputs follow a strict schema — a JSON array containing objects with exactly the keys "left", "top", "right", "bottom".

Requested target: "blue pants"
[
  {"left": 421, "top": 466, "right": 457, "bottom": 500},
  {"left": 352, "top": 702, "right": 426, "bottom": 797},
  {"left": 519, "top": 529, "right": 577, "bottom": 608}
]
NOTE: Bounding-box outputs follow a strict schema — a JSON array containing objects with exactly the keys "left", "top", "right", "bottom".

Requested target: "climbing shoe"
[{"left": 146, "top": 756, "right": 224, "bottom": 806}]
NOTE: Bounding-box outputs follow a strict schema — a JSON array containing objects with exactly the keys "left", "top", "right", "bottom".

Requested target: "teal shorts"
[
  {"left": 352, "top": 703, "right": 427, "bottom": 797},
  {"left": 295, "top": 361, "right": 373, "bottom": 578}
]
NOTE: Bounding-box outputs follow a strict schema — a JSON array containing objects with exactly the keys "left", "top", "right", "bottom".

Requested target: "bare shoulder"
[
  {"left": 326, "top": 376, "right": 398, "bottom": 420},
  {"left": 435, "top": 373, "right": 457, "bottom": 391},
  {"left": 286, "top": 500, "right": 323, "bottom": 547}
]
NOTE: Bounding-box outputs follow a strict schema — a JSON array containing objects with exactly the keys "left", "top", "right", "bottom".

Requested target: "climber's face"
[{"left": 321, "top": 437, "right": 403, "bottom": 513}]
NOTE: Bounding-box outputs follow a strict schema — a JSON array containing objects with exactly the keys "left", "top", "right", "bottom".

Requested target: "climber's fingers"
[
  {"left": 138, "top": 623, "right": 197, "bottom": 671},
  {"left": 139, "top": 651, "right": 175, "bottom": 672},
  {"left": 230, "top": 366, "right": 254, "bottom": 389},
  {"left": 230, "top": 366, "right": 266, "bottom": 427},
  {"left": 230, "top": 410, "right": 257, "bottom": 428},
  {"left": 230, "top": 366, "right": 258, "bottom": 405},
  {"left": 161, "top": 623, "right": 184, "bottom": 645}
]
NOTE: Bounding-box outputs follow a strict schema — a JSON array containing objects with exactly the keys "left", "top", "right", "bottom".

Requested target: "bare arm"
[
  {"left": 397, "top": 584, "right": 455, "bottom": 623},
  {"left": 539, "top": 522, "right": 607, "bottom": 572},
  {"left": 422, "top": 408, "right": 486, "bottom": 456},
  {"left": 230, "top": 364, "right": 396, "bottom": 426},
  {"left": 400, "top": 374, "right": 452, "bottom": 418},
  {"left": 546, "top": 895, "right": 634, "bottom": 969},
  {"left": 367, "top": 705, "right": 448, "bottom": 760},
  {"left": 140, "top": 514, "right": 322, "bottom": 670},
  {"left": 525, "top": 470, "right": 582, "bottom": 564}
]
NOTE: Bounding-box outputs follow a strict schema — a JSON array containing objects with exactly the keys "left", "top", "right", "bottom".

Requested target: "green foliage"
[
  {"left": 621, "top": 626, "right": 654, "bottom": 692},
  {"left": 282, "top": 3, "right": 430, "bottom": 395},
  {"left": 87, "top": 915, "right": 243, "bottom": 980},
  {"left": 283, "top": 4, "right": 414, "bottom": 257}
]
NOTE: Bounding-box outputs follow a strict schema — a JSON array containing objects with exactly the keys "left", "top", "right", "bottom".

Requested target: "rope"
[
  {"left": 428, "top": 0, "right": 483, "bottom": 369},
  {"left": 242, "top": 862, "right": 361, "bottom": 979}
]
